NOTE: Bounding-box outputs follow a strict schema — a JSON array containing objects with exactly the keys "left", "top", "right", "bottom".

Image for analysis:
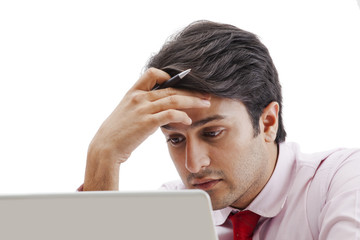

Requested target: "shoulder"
[
  {"left": 293, "top": 145, "right": 360, "bottom": 197},
  {"left": 284, "top": 144, "right": 360, "bottom": 238},
  {"left": 309, "top": 147, "right": 360, "bottom": 187},
  {"left": 282, "top": 142, "right": 360, "bottom": 174},
  {"left": 320, "top": 148, "right": 360, "bottom": 196}
]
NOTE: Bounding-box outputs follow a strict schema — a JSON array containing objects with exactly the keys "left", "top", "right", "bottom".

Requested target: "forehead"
[
  {"left": 163, "top": 96, "right": 250, "bottom": 131},
  {"left": 186, "top": 96, "right": 246, "bottom": 121}
]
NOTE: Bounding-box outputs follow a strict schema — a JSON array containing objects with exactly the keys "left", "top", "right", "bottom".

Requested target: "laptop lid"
[{"left": 0, "top": 190, "right": 218, "bottom": 240}]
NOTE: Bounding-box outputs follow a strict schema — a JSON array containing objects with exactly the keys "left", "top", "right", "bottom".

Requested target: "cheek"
[
  {"left": 168, "top": 146, "right": 181, "bottom": 166},
  {"left": 215, "top": 136, "right": 262, "bottom": 180},
  {"left": 211, "top": 136, "right": 246, "bottom": 166},
  {"left": 232, "top": 138, "right": 267, "bottom": 183},
  {"left": 167, "top": 147, "right": 188, "bottom": 178}
]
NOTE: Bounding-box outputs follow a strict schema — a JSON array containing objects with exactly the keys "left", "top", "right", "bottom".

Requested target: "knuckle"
[
  {"left": 146, "top": 67, "right": 157, "bottom": 78},
  {"left": 129, "top": 91, "right": 145, "bottom": 104},
  {"left": 148, "top": 115, "right": 161, "bottom": 126},
  {"left": 164, "top": 87, "right": 175, "bottom": 95},
  {"left": 144, "top": 114, "right": 154, "bottom": 124},
  {"left": 165, "top": 109, "right": 178, "bottom": 121},
  {"left": 168, "top": 95, "right": 177, "bottom": 105},
  {"left": 166, "top": 95, "right": 183, "bottom": 108},
  {"left": 136, "top": 104, "right": 147, "bottom": 115}
]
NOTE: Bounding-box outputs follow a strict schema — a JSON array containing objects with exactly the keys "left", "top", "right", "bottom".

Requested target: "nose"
[{"left": 185, "top": 138, "right": 210, "bottom": 173}]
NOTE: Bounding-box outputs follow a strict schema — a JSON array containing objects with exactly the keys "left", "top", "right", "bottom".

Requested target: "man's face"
[{"left": 161, "top": 96, "right": 276, "bottom": 210}]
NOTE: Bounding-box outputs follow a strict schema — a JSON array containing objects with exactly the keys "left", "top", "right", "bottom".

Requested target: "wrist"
[{"left": 84, "top": 143, "right": 122, "bottom": 191}]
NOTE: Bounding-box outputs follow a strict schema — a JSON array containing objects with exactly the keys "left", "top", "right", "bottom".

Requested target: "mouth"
[{"left": 191, "top": 179, "right": 222, "bottom": 191}]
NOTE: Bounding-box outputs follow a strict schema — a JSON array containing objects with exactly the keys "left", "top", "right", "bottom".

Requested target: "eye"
[
  {"left": 167, "top": 135, "right": 185, "bottom": 146},
  {"left": 203, "top": 129, "right": 224, "bottom": 138}
]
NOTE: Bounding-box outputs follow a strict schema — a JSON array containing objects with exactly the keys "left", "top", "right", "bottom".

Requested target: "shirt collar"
[{"left": 212, "top": 142, "right": 296, "bottom": 225}]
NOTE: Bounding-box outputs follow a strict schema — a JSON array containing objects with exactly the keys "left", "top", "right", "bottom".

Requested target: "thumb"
[{"left": 132, "top": 68, "right": 171, "bottom": 91}]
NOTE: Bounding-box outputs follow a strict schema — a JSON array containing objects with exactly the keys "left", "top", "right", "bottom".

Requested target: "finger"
[
  {"left": 151, "top": 95, "right": 211, "bottom": 113},
  {"left": 150, "top": 109, "right": 192, "bottom": 127},
  {"left": 132, "top": 68, "right": 170, "bottom": 91},
  {"left": 146, "top": 87, "right": 211, "bottom": 102}
]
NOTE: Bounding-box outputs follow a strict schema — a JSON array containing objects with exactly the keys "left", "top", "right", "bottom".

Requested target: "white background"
[{"left": 0, "top": 0, "right": 359, "bottom": 194}]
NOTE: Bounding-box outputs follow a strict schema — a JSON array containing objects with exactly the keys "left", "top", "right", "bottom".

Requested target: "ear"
[{"left": 260, "top": 102, "right": 279, "bottom": 143}]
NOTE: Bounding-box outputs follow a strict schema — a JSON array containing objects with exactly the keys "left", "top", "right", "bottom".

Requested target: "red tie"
[{"left": 229, "top": 210, "right": 260, "bottom": 240}]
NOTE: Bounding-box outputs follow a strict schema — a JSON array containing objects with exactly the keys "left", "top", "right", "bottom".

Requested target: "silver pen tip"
[{"left": 179, "top": 69, "right": 191, "bottom": 79}]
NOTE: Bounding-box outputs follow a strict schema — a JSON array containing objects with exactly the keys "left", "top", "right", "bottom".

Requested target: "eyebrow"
[{"left": 161, "top": 114, "right": 226, "bottom": 130}]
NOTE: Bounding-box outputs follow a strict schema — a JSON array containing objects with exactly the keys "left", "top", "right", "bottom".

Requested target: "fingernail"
[{"left": 202, "top": 100, "right": 211, "bottom": 106}]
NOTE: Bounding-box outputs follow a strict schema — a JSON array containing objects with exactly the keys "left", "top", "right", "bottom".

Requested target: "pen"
[{"left": 152, "top": 69, "right": 191, "bottom": 90}]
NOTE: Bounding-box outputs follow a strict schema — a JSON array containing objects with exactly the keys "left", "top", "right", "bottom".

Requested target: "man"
[{"left": 82, "top": 20, "right": 360, "bottom": 239}]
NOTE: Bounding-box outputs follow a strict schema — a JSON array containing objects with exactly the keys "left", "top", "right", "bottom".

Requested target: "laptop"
[{"left": 0, "top": 190, "right": 218, "bottom": 240}]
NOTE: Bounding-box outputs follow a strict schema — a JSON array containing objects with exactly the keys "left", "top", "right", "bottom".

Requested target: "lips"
[{"left": 191, "top": 179, "right": 222, "bottom": 191}]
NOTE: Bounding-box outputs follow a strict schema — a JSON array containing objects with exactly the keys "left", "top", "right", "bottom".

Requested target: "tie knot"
[{"left": 229, "top": 210, "right": 260, "bottom": 240}]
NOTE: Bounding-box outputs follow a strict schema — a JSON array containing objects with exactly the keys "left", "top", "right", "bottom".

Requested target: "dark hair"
[{"left": 147, "top": 20, "right": 286, "bottom": 143}]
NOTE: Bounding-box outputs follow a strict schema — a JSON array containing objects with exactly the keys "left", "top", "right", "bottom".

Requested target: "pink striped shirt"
[{"left": 162, "top": 142, "right": 360, "bottom": 239}]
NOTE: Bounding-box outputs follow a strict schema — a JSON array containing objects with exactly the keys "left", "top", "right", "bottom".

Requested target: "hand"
[{"left": 83, "top": 68, "right": 210, "bottom": 190}]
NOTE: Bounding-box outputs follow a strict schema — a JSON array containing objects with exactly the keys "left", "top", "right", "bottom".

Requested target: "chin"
[
  {"left": 211, "top": 201, "right": 229, "bottom": 211},
  {"left": 207, "top": 192, "right": 230, "bottom": 210}
]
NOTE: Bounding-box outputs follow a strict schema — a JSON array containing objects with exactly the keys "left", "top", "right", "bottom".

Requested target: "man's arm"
[{"left": 82, "top": 68, "right": 211, "bottom": 191}]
